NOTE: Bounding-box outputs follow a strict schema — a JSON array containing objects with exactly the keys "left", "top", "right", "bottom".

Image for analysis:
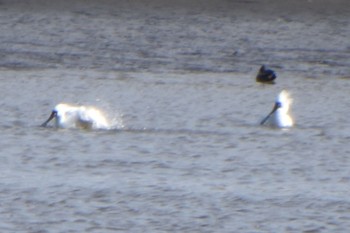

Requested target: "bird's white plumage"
[
  {"left": 261, "top": 90, "right": 294, "bottom": 128},
  {"left": 42, "top": 103, "right": 110, "bottom": 130}
]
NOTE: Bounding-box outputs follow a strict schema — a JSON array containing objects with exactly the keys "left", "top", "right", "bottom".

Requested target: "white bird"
[
  {"left": 260, "top": 90, "right": 294, "bottom": 128},
  {"left": 41, "top": 103, "right": 110, "bottom": 130}
]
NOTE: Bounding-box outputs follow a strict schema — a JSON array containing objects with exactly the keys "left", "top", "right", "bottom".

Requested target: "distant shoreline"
[
  {"left": 0, "top": 0, "right": 349, "bottom": 75},
  {"left": 2, "top": 0, "right": 350, "bottom": 16}
]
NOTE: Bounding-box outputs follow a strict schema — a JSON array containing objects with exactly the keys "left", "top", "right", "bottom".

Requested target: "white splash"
[
  {"left": 41, "top": 103, "right": 117, "bottom": 130},
  {"left": 260, "top": 90, "right": 294, "bottom": 128}
]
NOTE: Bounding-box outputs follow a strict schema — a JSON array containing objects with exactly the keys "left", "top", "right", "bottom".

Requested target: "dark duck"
[{"left": 256, "top": 65, "right": 276, "bottom": 84}]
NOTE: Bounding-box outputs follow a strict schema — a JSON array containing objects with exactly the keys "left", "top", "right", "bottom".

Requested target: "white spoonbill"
[
  {"left": 260, "top": 90, "right": 294, "bottom": 128},
  {"left": 41, "top": 103, "right": 110, "bottom": 130}
]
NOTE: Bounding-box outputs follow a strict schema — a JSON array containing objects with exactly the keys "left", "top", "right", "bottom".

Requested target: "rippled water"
[{"left": 1, "top": 1, "right": 350, "bottom": 232}]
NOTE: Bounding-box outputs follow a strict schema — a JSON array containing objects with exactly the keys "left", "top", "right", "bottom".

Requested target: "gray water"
[{"left": 1, "top": 1, "right": 350, "bottom": 232}]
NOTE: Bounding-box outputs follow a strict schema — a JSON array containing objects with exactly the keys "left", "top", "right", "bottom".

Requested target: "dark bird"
[{"left": 256, "top": 65, "right": 276, "bottom": 84}]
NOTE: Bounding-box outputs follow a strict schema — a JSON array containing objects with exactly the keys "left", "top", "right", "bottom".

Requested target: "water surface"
[{"left": 0, "top": 1, "right": 350, "bottom": 232}]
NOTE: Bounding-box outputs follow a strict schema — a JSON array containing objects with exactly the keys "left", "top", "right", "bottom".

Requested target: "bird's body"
[
  {"left": 41, "top": 103, "right": 110, "bottom": 130},
  {"left": 256, "top": 65, "right": 276, "bottom": 84},
  {"left": 260, "top": 90, "right": 293, "bottom": 128}
]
